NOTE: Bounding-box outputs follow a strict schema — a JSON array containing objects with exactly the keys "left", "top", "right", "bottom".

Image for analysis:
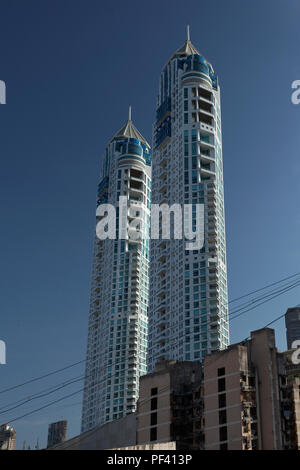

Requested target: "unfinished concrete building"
[
  {"left": 204, "top": 328, "right": 300, "bottom": 450},
  {"left": 137, "top": 361, "right": 204, "bottom": 450}
]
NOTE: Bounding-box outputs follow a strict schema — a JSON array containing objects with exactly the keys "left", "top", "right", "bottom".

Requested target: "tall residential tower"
[
  {"left": 81, "top": 110, "right": 151, "bottom": 432},
  {"left": 148, "top": 28, "right": 229, "bottom": 372}
]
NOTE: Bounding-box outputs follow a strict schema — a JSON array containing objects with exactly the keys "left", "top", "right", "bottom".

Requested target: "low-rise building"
[
  {"left": 137, "top": 361, "right": 203, "bottom": 450},
  {"left": 0, "top": 424, "right": 16, "bottom": 450},
  {"left": 204, "top": 328, "right": 300, "bottom": 450},
  {"left": 49, "top": 327, "right": 300, "bottom": 451}
]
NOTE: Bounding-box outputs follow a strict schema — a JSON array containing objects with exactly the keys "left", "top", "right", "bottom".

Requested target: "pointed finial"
[
  {"left": 186, "top": 24, "right": 190, "bottom": 41},
  {"left": 128, "top": 105, "right": 132, "bottom": 121}
]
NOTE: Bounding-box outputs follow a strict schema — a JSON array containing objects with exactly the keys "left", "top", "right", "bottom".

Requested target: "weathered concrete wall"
[{"left": 49, "top": 414, "right": 137, "bottom": 450}]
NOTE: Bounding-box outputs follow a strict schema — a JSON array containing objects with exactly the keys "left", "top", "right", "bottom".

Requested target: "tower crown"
[
  {"left": 164, "top": 26, "right": 215, "bottom": 78},
  {"left": 166, "top": 25, "right": 200, "bottom": 64},
  {"left": 110, "top": 106, "right": 150, "bottom": 147}
]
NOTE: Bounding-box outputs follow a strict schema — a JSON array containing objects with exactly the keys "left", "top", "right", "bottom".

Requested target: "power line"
[
  {"left": 229, "top": 277, "right": 300, "bottom": 316},
  {"left": 3, "top": 271, "right": 299, "bottom": 399},
  {"left": 264, "top": 312, "right": 287, "bottom": 329},
  {"left": 228, "top": 271, "right": 300, "bottom": 304},
  {"left": 0, "top": 373, "right": 88, "bottom": 411},
  {"left": 242, "top": 310, "right": 287, "bottom": 342},
  {"left": 4, "top": 294, "right": 295, "bottom": 431},
  {"left": 2, "top": 270, "right": 299, "bottom": 425},
  {"left": 7, "top": 389, "right": 84, "bottom": 425},
  {"left": 1, "top": 358, "right": 146, "bottom": 417},
  {"left": 228, "top": 277, "right": 300, "bottom": 316},
  {"left": 47, "top": 300, "right": 293, "bottom": 450},
  {"left": 0, "top": 375, "right": 85, "bottom": 416},
  {"left": 0, "top": 360, "right": 85, "bottom": 396},
  {"left": 49, "top": 306, "right": 291, "bottom": 450},
  {"left": 4, "top": 362, "right": 148, "bottom": 425},
  {"left": 167, "top": 276, "right": 300, "bottom": 347},
  {"left": 229, "top": 279, "right": 300, "bottom": 322},
  {"left": 48, "top": 301, "right": 288, "bottom": 451},
  {"left": 152, "top": 272, "right": 300, "bottom": 333}
]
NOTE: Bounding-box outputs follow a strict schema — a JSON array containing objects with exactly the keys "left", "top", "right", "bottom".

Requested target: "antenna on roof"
[
  {"left": 128, "top": 105, "right": 132, "bottom": 121},
  {"left": 186, "top": 24, "right": 190, "bottom": 41}
]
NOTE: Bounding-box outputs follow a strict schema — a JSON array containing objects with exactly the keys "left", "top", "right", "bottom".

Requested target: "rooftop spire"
[
  {"left": 165, "top": 25, "right": 200, "bottom": 66},
  {"left": 186, "top": 24, "right": 190, "bottom": 42},
  {"left": 110, "top": 106, "right": 150, "bottom": 147}
]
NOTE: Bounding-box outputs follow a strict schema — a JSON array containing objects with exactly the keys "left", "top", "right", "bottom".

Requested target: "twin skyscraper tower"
[{"left": 81, "top": 29, "right": 229, "bottom": 432}]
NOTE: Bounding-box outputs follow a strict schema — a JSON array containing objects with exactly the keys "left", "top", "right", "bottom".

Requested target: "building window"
[
  {"left": 151, "top": 412, "right": 157, "bottom": 426},
  {"left": 219, "top": 409, "right": 227, "bottom": 425},
  {"left": 218, "top": 377, "right": 226, "bottom": 392},
  {"left": 220, "top": 443, "right": 228, "bottom": 450},
  {"left": 151, "top": 397, "right": 157, "bottom": 411},
  {"left": 151, "top": 387, "right": 158, "bottom": 396},
  {"left": 219, "top": 426, "right": 227, "bottom": 442},
  {"left": 218, "top": 367, "right": 225, "bottom": 377},
  {"left": 150, "top": 427, "right": 157, "bottom": 442},
  {"left": 218, "top": 393, "right": 226, "bottom": 408}
]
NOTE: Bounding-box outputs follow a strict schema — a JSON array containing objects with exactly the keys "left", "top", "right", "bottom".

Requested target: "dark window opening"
[
  {"left": 151, "top": 397, "right": 158, "bottom": 411},
  {"left": 151, "top": 412, "right": 157, "bottom": 426},
  {"left": 219, "top": 409, "right": 227, "bottom": 425},
  {"left": 218, "top": 393, "right": 226, "bottom": 409},
  {"left": 219, "top": 426, "right": 227, "bottom": 442},
  {"left": 218, "top": 377, "right": 226, "bottom": 392},
  {"left": 150, "top": 427, "right": 157, "bottom": 442}
]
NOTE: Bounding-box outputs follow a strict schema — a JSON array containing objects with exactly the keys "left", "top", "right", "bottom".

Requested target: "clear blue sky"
[{"left": 0, "top": 0, "right": 300, "bottom": 449}]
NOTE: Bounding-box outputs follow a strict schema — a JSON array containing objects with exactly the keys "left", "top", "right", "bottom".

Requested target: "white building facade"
[
  {"left": 147, "top": 31, "right": 229, "bottom": 372},
  {"left": 81, "top": 113, "right": 151, "bottom": 431}
]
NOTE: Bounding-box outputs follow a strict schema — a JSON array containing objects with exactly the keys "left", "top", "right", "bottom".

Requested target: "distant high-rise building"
[
  {"left": 47, "top": 420, "right": 67, "bottom": 448},
  {"left": 0, "top": 424, "right": 16, "bottom": 450},
  {"left": 81, "top": 109, "right": 152, "bottom": 432},
  {"left": 148, "top": 27, "right": 229, "bottom": 372},
  {"left": 285, "top": 306, "right": 300, "bottom": 349}
]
